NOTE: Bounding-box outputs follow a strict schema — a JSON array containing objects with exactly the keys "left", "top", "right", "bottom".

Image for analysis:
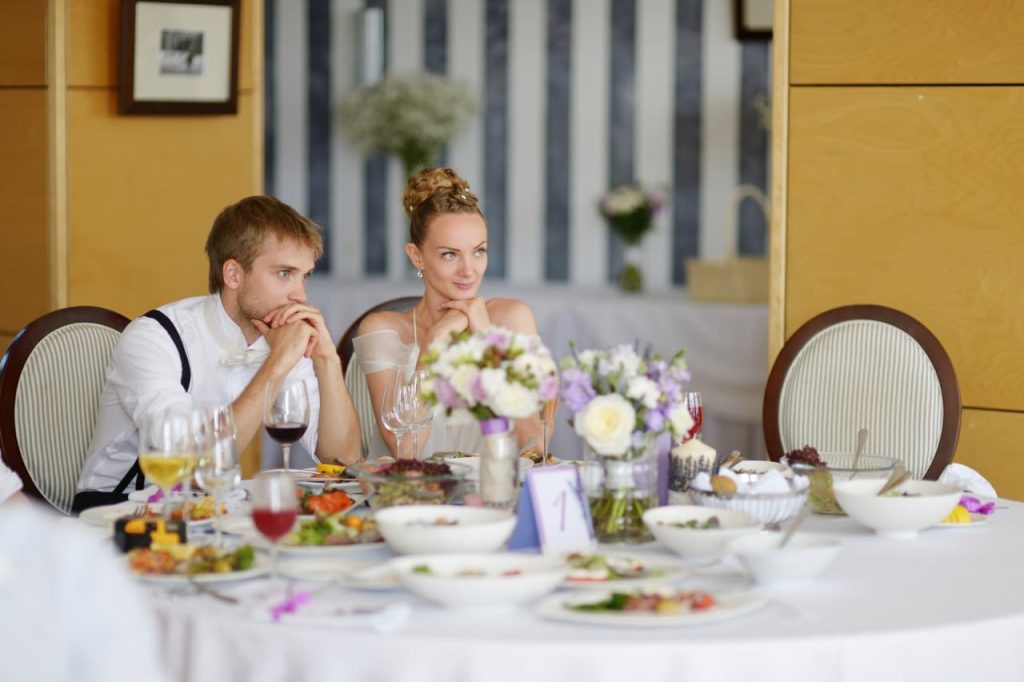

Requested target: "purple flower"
[
  {"left": 434, "top": 378, "right": 465, "bottom": 409},
  {"left": 644, "top": 408, "right": 665, "bottom": 433},
  {"left": 560, "top": 368, "right": 596, "bottom": 412},
  {"left": 270, "top": 591, "right": 311, "bottom": 622},
  {"left": 538, "top": 375, "right": 560, "bottom": 401},
  {"left": 960, "top": 495, "right": 996, "bottom": 515},
  {"left": 470, "top": 373, "right": 490, "bottom": 403},
  {"left": 483, "top": 329, "right": 511, "bottom": 351}
]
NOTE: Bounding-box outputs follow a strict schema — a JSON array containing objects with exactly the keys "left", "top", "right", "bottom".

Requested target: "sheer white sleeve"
[{"left": 351, "top": 329, "right": 418, "bottom": 375}]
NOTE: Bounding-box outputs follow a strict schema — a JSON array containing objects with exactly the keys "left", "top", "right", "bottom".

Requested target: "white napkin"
[
  {"left": 939, "top": 463, "right": 997, "bottom": 498},
  {"left": 250, "top": 594, "right": 411, "bottom": 633}
]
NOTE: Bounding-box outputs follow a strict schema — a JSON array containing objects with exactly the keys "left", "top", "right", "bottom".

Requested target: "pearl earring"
[{"left": 417, "top": 269, "right": 424, "bottom": 279}]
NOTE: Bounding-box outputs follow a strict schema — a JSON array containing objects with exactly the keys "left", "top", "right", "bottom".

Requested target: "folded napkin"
[
  {"left": 251, "top": 591, "right": 411, "bottom": 633},
  {"left": 939, "top": 463, "right": 997, "bottom": 499}
]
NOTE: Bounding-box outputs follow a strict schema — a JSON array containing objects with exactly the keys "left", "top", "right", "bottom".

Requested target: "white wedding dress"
[{"left": 349, "top": 309, "right": 483, "bottom": 458}]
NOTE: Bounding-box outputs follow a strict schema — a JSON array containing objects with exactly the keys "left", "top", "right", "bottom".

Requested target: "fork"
[{"left": 188, "top": 577, "right": 240, "bottom": 604}]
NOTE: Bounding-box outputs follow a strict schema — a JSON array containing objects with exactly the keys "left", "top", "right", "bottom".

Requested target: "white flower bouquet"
[
  {"left": 419, "top": 328, "right": 559, "bottom": 423},
  {"left": 560, "top": 343, "right": 692, "bottom": 542},
  {"left": 338, "top": 72, "right": 478, "bottom": 177}
]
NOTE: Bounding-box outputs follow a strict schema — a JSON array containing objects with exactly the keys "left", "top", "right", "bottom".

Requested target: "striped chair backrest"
[
  {"left": 764, "top": 305, "right": 960, "bottom": 480},
  {"left": 0, "top": 307, "right": 129, "bottom": 514},
  {"left": 344, "top": 353, "right": 377, "bottom": 459}
]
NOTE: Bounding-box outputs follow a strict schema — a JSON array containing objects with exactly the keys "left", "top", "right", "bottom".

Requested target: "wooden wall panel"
[
  {"left": 66, "top": 90, "right": 258, "bottom": 317},
  {"left": 0, "top": 1, "right": 46, "bottom": 86},
  {"left": 791, "top": 0, "right": 1024, "bottom": 85},
  {"left": 786, "top": 87, "right": 1024, "bottom": 411},
  {"left": 0, "top": 91, "right": 50, "bottom": 336},
  {"left": 956, "top": 408, "right": 1024, "bottom": 502},
  {"left": 68, "top": 0, "right": 255, "bottom": 91}
]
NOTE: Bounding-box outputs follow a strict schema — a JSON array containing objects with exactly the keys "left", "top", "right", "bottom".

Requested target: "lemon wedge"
[{"left": 942, "top": 505, "right": 971, "bottom": 524}]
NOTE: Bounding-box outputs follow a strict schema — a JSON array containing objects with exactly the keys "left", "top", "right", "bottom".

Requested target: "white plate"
[
  {"left": 937, "top": 513, "right": 989, "bottom": 528},
  {"left": 278, "top": 558, "right": 377, "bottom": 582},
  {"left": 535, "top": 589, "right": 768, "bottom": 627},
  {"left": 337, "top": 564, "right": 403, "bottom": 591},
  {"left": 563, "top": 553, "right": 689, "bottom": 590},
  {"left": 131, "top": 556, "right": 269, "bottom": 585},
  {"left": 272, "top": 539, "right": 387, "bottom": 556},
  {"left": 79, "top": 502, "right": 213, "bottom": 531}
]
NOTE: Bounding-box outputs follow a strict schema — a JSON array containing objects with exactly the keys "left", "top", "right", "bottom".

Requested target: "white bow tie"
[{"left": 220, "top": 348, "right": 269, "bottom": 368}]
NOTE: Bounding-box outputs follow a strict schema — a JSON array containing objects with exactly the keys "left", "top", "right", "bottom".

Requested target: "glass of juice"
[
  {"left": 138, "top": 409, "right": 195, "bottom": 522},
  {"left": 250, "top": 471, "right": 298, "bottom": 584}
]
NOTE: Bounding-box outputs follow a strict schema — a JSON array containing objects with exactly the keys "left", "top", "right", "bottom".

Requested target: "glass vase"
[
  {"left": 479, "top": 417, "right": 518, "bottom": 509},
  {"left": 619, "top": 245, "right": 644, "bottom": 293},
  {"left": 581, "top": 439, "right": 657, "bottom": 543}
]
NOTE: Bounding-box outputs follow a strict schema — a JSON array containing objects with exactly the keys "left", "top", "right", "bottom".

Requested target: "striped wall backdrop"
[{"left": 265, "top": 0, "right": 771, "bottom": 290}]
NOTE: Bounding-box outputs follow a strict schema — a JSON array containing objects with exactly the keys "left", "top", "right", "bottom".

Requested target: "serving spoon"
[
  {"left": 778, "top": 506, "right": 811, "bottom": 549},
  {"left": 850, "top": 427, "right": 868, "bottom": 476},
  {"left": 876, "top": 463, "right": 910, "bottom": 497}
]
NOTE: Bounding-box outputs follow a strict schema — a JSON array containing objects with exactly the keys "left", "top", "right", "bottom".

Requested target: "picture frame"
[
  {"left": 734, "top": 0, "right": 773, "bottom": 41},
  {"left": 119, "top": 0, "right": 240, "bottom": 115}
]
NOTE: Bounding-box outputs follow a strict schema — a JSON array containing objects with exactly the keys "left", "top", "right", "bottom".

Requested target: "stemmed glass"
[
  {"left": 539, "top": 398, "right": 559, "bottom": 466},
  {"left": 250, "top": 471, "right": 298, "bottom": 587},
  {"left": 138, "top": 409, "right": 195, "bottom": 522},
  {"left": 681, "top": 391, "right": 703, "bottom": 442},
  {"left": 394, "top": 369, "right": 434, "bottom": 459},
  {"left": 381, "top": 373, "right": 414, "bottom": 459},
  {"left": 264, "top": 380, "right": 310, "bottom": 471},
  {"left": 192, "top": 404, "right": 240, "bottom": 546}
]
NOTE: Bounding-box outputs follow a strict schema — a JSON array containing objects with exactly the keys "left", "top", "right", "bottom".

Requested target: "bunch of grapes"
[{"left": 783, "top": 445, "right": 825, "bottom": 468}]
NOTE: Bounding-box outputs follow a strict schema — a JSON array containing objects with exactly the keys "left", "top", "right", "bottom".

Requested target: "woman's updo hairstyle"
[{"left": 403, "top": 167, "right": 482, "bottom": 247}]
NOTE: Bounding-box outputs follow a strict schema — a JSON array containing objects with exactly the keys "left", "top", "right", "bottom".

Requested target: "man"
[{"left": 74, "top": 196, "right": 360, "bottom": 510}]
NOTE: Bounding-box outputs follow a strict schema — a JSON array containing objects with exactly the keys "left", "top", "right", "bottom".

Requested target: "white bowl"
[
  {"left": 390, "top": 553, "right": 568, "bottom": 608},
  {"left": 728, "top": 532, "right": 841, "bottom": 585},
  {"left": 728, "top": 460, "right": 790, "bottom": 477},
  {"left": 374, "top": 505, "right": 516, "bottom": 555},
  {"left": 643, "top": 506, "right": 761, "bottom": 560},
  {"left": 833, "top": 479, "right": 962, "bottom": 539},
  {"left": 689, "top": 481, "right": 809, "bottom": 525}
]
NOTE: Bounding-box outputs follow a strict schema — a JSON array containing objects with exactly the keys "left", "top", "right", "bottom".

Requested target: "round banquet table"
[{"left": 146, "top": 501, "right": 1024, "bottom": 682}]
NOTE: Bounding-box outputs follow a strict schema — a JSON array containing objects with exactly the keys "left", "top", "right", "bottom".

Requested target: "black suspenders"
[{"left": 112, "top": 309, "right": 193, "bottom": 494}]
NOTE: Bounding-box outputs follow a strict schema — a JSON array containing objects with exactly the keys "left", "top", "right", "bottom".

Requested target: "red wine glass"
[
  {"left": 251, "top": 471, "right": 298, "bottom": 585},
  {"left": 264, "top": 380, "right": 310, "bottom": 471},
  {"left": 682, "top": 391, "right": 703, "bottom": 442}
]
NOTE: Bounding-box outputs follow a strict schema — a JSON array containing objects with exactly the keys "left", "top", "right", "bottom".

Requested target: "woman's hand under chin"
[
  {"left": 441, "top": 297, "right": 491, "bottom": 332},
  {"left": 426, "top": 307, "right": 470, "bottom": 346}
]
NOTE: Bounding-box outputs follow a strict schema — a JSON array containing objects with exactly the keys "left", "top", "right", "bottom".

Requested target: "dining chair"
[
  {"left": 763, "top": 304, "right": 960, "bottom": 480},
  {"left": 336, "top": 296, "right": 420, "bottom": 457},
  {"left": 0, "top": 306, "right": 130, "bottom": 513}
]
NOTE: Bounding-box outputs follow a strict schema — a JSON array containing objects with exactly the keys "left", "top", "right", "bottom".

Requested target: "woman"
[{"left": 353, "top": 167, "right": 543, "bottom": 458}]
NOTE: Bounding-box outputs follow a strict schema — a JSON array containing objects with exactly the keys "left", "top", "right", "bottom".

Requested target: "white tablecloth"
[
  {"left": 150, "top": 502, "right": 1024, "bottom": 682},
  {"left": 297, "top": 279, "right": 769, "bottom": 462}
]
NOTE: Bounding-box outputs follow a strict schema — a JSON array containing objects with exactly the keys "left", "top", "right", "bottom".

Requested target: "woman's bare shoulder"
[
  {"left": 357, "top": 309, "right": 411, "bottom": 337},
  {"left": 486, "top": 298, "right": 537, "bottom": 334}
]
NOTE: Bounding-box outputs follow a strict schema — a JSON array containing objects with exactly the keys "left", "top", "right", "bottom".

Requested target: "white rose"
[
  {"left": 626, "top": 376, "right": 660, "bottom": 410},
  {"left": 668, "top": 404, "right": 695, "bottom": 436},
  {"left": 449, "top": 365, "right": 479, "bottom": 402},
  {"left": 577, "top": 350, "right": 597, "bottom": 370},
  {"left": 574, "top": 394, "right": 636, "bottom": 456},
  {"left": 477, "top": 367, "right": 508, "bottom": 402},
  {"left": 491, "top": 383, "right": 538, "bottom": 419}
]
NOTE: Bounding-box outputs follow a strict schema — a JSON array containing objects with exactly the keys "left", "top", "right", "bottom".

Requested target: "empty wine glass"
[
  {"left": 380, "top": 373, "right": 413, "bottom": 459},
  {"left": 394, "top": 369, "right": 434, "bottom": 459},
  {"left": 681, "top": 391, "right": 703, "bottom": 442},
  {"left": 138, "top": 409, "right": 195, "bottom": 522},
  {"left": 539, "top": 398, "right": 559, "bottom": 466},
  {"left": 264, "top": 380, "right": 310, "bottom": 471},
  {"left": 250, "top": 471, "right": 298, "bottom": 587},
  {"left": 192, "top": 404, "right": 240, "bottom": 546}
]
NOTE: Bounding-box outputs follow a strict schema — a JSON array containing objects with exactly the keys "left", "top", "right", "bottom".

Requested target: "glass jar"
[
  {"left": 582, "top": 439, "right": 657, "bottom": 543},
  {"left": 478, "top": 417, "right": 518, "bottom": 509}
]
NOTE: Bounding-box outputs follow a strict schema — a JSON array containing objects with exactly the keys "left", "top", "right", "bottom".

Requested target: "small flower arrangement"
[
  {"left": 419, "top": 327, "right": 559, "bottom": 422},
  {"left": 338, "top": 72, "right": 478, "bottom": 177},
  {"left": 560, "top": 344, "right": 693, "bottom": 458},
  {"left": 560, "top": 343, "right": 692, "bottom": 543},
  {"left": 598, "top": 185, "right": 663, "bottom": 246}
]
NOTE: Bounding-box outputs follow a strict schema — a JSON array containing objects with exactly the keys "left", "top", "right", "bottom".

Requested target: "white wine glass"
[
  {"left": 250, "top": 471, "right": 298, "bottom": 588},
  {"left": 138, "top": 409, "right": 195, "bottom": 522},
  {"left": 193, "top": 404, "right": 240, "bottom": 546},
  {"left": 394, "top": 369, "right": 434, "bottom": 459},
  {"left": 264, "top": 380, "right": 310, "bottom": 471},
  {"left": 380, "top": 374, "right": 413, "bottom": 459}
]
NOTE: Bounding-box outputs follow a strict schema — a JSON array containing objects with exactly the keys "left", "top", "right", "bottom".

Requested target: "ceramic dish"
[
  {"left": 643, "top": 506, "right": 761, "bottom": 560},
  {"left": 562, "top": 552, "right": 689, "bottom": 589},
  {"left": 374, "top": 505, "right": 516, "bottom": 555},
  {"left": 534, "top": 589, "right": 768, "bottom": 627},
  {"left": 833, "top": 479, "right": 962, "bottom": 539}
]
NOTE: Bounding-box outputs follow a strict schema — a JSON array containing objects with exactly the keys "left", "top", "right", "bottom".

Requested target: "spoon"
[
  {"left": 876, "top": 463, "right": 910, "bottom": 497},
  {"left": 778, "top": 506, "right": 811, "bottom": 549},
  {"left": 851, "top": 428, "right": 868, "bottom": 471}
]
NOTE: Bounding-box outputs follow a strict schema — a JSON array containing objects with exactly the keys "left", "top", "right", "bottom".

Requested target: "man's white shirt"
[{"left": 78, "top": 294, "right": 319, "bottom": 491}]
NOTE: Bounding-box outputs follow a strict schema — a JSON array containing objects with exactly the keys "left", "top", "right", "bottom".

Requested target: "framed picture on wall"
[
  {"left": 119, "top": 0, "right": 240, "bottom": 115},
  {"left": 734, "top": 0, "right": 773, "bottom": 41}
]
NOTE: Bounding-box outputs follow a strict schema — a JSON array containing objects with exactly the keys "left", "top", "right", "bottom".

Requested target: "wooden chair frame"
[
  {"left": 336, "top": 296, "right": 421, "bottom": 373},
  {"left": 763, "top": 304, "right": 960, "bottom": 480}
]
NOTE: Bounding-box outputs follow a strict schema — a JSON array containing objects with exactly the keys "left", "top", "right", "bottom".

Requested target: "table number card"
[{"left": 508, "top": 466, "right": 595, "bottom": 554}]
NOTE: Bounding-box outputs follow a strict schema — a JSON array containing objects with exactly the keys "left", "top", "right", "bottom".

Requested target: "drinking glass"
[
  {"left": 193, "top": 404, "right": 240, "bottom": 546},
  {"left": 539, "top": 398, "right": 559, "bottom": 466},
  {"left": 681, "top": 391, "right": 703, "bottom": 442},
  {"left": 264, "top": 380, "right": 310, "bottom": 471},
  {"left": 138, "top": 409, "right": 195, "bottom": 522},
  {"left": 250, "top": 471, "right": 298, "bottom": 585},
  {"left": 380, "top": 374, "right": 413, "bottom": 459},
  {"left": 394, "top": 369, "right": 434, "bottom": 459}
]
